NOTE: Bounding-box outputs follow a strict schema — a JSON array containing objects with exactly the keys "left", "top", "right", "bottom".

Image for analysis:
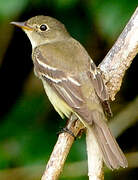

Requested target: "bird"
[{"left": 11, "top": 15, "right": 128, "bottom": 169}]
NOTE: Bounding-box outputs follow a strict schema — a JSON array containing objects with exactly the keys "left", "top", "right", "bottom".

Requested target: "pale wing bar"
[
  {"left": 33, "top": 53, "right": 84, "bottom": 110},
  {"left": 41, "top": 73, "right": 84, "bottom": 109}
]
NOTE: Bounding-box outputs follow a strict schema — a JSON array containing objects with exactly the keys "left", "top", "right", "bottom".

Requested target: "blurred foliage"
[
  {"left": 87, "top": 0, "right": 138, "bottom": 41},
  {"left": 0, "top": 0, "right": 28, "bottom": 22},
  {"left": 0, "top": 0, "right": 138, "bottom": 179}
]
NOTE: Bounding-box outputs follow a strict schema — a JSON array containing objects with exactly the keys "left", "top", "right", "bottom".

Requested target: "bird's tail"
[{"left": 88, "top": 111, "right": 128, "bottom": 169}]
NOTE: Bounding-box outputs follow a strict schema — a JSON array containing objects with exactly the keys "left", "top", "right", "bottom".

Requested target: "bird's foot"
[{"left": 57, "top": 127, "right": 76, "bottom": 139}]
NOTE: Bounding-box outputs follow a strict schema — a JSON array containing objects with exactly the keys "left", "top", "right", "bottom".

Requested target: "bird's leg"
[
  {"left": 60, "top": 127, "right": 76, "bottom": 139},
  {"left": 57, "top": 113, "right": 79, "bottom": 139}
]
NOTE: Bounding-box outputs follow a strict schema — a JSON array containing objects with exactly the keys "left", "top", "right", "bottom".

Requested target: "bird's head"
[{"left": 11, "top": 15, "right": 70, "bottom": 48}]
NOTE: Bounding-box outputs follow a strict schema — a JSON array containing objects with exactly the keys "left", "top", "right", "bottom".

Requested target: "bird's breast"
[{"left": 41, "top": 79, "right": 73, "bottom": 119}]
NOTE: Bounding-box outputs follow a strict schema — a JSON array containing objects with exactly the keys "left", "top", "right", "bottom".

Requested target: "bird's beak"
[{"left": 10, "top": 21, "right": 33, "bottom": 31}]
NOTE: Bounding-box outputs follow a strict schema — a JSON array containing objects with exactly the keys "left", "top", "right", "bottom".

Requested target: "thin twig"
[
  {"left": 109, "top": 96, "right": 138, "bottom": 138},
  {"left": 41, "top": 7, "right": 138, "bottom": 180}
]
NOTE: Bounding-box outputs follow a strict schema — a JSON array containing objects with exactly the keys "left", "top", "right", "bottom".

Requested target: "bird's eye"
[{"left": 40, "top": 24, "right": 47, "bottom": 31}]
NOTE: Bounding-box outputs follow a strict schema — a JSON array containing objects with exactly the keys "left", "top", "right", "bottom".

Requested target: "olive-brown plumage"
[{"left": 11, "top": 15, "right": 128, "bottom": 169}]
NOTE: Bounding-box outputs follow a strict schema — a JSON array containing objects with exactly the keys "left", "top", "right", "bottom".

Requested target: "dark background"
[{"left": 0, "top": 0, "right": 138, "bottom": 179}]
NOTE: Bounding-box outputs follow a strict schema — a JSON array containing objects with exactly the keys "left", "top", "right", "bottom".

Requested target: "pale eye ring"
[{"left": 40, "top": 24, "right": 47, "bottom": 31}]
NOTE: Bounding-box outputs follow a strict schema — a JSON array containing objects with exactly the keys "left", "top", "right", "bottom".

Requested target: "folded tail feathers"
[{"left": 89, "top": 111, "right": 128, "bottom": 169}]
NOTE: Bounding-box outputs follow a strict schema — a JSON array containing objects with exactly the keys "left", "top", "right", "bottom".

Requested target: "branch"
[
  {"left": 1, "top": 97, "right": 138, "bottom": 180},
  {"left": 41, "top": 118, "right": 84, "bottom": 180},
  {"left": 86, "top": 129, "right": 104, "bottom": 180},
  {"left": 86, "top": 7, "right": 138, "bottom": 179},
  {"left": 99, "top": 7, "right": 138, "bottom": 101},
  {"left": 109, "top": 96, "right": 138, "bottom": 138},
  {"left": 61, "top": 152, "right": 138, "bottom": 179},
  {"left": 63, "top": 95, "right": 138, "bottom": 178},
  {"left": 41, "top": 7, "right": 138, "bottom": 180}
]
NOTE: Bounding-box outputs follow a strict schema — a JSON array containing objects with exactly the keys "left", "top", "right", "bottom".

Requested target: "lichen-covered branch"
[
  {"left": 99, "top": 7, "right": 138, "bottom": 101},
  {"left": 41, "top": 7, "right": 138, "bottom": 180},
  {"left": 41, "top": 119, "right": 84, "bottom": 180},
  {"left": 86, "top": 7, "right": 138, "bottom": 180}
]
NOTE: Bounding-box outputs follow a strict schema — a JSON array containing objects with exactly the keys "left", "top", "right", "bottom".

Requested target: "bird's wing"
[
  {"left": 33, "top": 40, "right": 111, "bottom": 117},
  {"left": 88, "top": 59, "right": 112, "bottom": 117},
  {"left": 33, "top": 47, "right": 84, "bottom": 110},
  {"left": 88, "top": 59, "right": 109, "bottom": 101}
]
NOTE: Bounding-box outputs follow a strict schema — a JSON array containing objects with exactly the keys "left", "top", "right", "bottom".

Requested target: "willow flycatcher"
[{"left": 11, "top": 16, "right": 128, "bottom": 169}]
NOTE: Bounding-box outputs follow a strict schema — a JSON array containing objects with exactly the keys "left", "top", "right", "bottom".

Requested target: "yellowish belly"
[{"left": 42, "top": 80, "right": 72, "bottom": 118}]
